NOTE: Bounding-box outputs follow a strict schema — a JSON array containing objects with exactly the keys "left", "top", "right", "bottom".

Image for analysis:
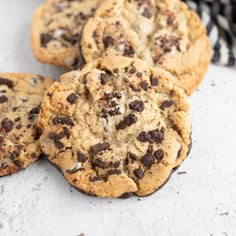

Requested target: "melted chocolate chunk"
[
  {"left": 77, "top": 151, "right": 87, "bottom": 163},
  {"left": 89, "top": 176, "right": 103, "bottom": 182},
  {"left": 141, "top": 153, "right": 154, "bottom": 168},
  {"left": 154, "top": 149, "right": 164, "bottom": 161},
  {"left": 103, "top": 36, "right": 114, "bottom": 48},
  {"left": 100, "top": 73, "right": 110, "bottom": 85},
  {"left": 94, "top": 159, "right": 109, "bottom": 169},
  {"left": 40, "top": 33, "right": 53, "bottom": 47},
  {"left": 0, "top": 95, "right": 8, "bottom": 103},
  {"left": 107, "top": 169, "right": 122, "bottom": 176},
  {"left": 150, "top": 77, "right": 158, "bottom": 86},
  {"left": 52, "top": 116, "right": 75, "bottom": 126},
  {"left": 90, "top": 142, "right": 110, "bottom": 155},
  {"left": 138, "top": 129, "right": 164, "bottom": 144},
  {"left": 123, "top": 45, "right": 135, "bottom": 57},
  {"left": 67, "top": 93, "right": 78, "bottom": 104},
  {"left": 160, "top": 100, "right": 173, "bottom": 110},
  {"left": 134, "top": 168, "right": 144, "bottom": 179},
  {"left": 129, "top": 100, "right": 144, "bottom": 112},
  {"left": 0, "top": 77, "right": 14, "bottom": 88},
  {"left": 1, "top": 118, "right": 14, "bottom": 133},
  {"left": 139, "top": 81, "right": 149, "bottom": 91}
]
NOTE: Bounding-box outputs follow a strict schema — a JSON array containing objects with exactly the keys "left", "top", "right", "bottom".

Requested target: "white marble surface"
[{"left": 0, "top": 1, "right": 236, "bottom": 236}]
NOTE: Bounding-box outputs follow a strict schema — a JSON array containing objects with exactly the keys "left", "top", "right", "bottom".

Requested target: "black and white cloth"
[{"left": 184, "top": 0, "right": 236, "bottom": 67}]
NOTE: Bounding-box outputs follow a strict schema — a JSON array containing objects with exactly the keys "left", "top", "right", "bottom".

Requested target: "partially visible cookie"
[
  {"left": 81, "top": 0, "right": 211, "bottom": 95},
  {"left": 38, "top": 56, "right": 192, "bottom": 198},
  {"left": 0, "top": 73, "right": 54, "bottom": 176},
  {"left": 31, "top": 0, "right": 102, "bottom": 69}
]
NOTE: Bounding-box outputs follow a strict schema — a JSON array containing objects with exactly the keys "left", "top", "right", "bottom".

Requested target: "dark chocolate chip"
[
  {"left": 40, "top": 33, "right": 53, "bottom": 47},
  {"left": 90, "top": 142, "right": 110, "bottom": 155},
  {"left": 67, "top": 93, "right": 78, "bottom": 104},
  {"left": 129, "top": 100, "right": 144, "bottom": 112},
  {"left": 53, "top": 139, "right": 64, "bottom": 150},
  {"left": 28, "top": 104, "right": 41, "bottom": 119},
  {"left": 113, "top": 161, "right": 120, "bottom": 168},
  {"left": 141, "top": 153, "right": 154, "bottom": 168},
  {"left": 1, "top": 118, "right": 14, "bottom": 133},
  {"left": 150, "top": 77, "right": 158, "bottom": 86},
  {"left": 16, "top": 124, "right": 22, "bottom": 130},
  {"left": 116, "top": 114, "right": 137, "bottom": 130},
  {"left": 136, "top": 72, "right": 142, "bottom": 78},
  {"left": 129, "top": 66, "right": 136, "bottom": 74},
  {"left": 134, "top": 168, "right": 144, "bottom": 179},
  {"left": 137, "top": 129, "right": 164, "bottom": 144},
  {"left": 142, "top": 7, "right": 152, "bottom": 19},
  {"left": 154, "top": 149, "right": 164, "bottom": 161},
  {"left": 14, "top": 117, "right": 21, "bottom": 122},
  {"left": 34, "top": 127, "right": 42, "bottom": 140},
  {"left": 116, "top": 121, "right": 126, "bottom": 130},
  {"left": 77, "top": 151, "right": 87, "bottom": 163},
  {"left": 139, "top": 81, "right": 149, "bottom": 91},
  {"left": 123, "top": 45, "right": 135, "bottom": 57},
  {"left": 63, "top": 127, "right": 71, "bottom": 138},
  {"left": 49, "top": 132, "right": 65, "bottom": 140},
  {"left": 0, "top": 77, "right": 14, "bottom": 88},
  {"left": 129, "top": 152, "right": 138, "bottom": 163},
  {"left": 107, "top": 169, "right": 122, "bottom": 176},
  {"left": 14, "top": 160, "right": 24, "bottom": 168},
  {"left": 160, "top": 100, "right": 173, "bottom": 110},
  {"left": 89, "top": 176, "right": 103, "bottom": 182},
  {"left": 100, "top": 73, "right": 110, "bottom": 85},
  {"left": 93, "top": 159, "right": 109, "bottom": 169},
  {"left": 66, "top": 167, "right": 84, "bottom": 174},
  {"left": 52, "top": 116, "right": 75, "bottom": 126},
  {"left": 103, "top": 36, "right": 114, "bottom": 48},
  {"left": 31, "top": 152, "right": 37, "bottom": 159},
  {"left": 0, "top": 95, "right": 8, "bottom": 103}
]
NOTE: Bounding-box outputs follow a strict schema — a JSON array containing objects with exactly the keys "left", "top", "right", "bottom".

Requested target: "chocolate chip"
[
  {"left": 66, "top": 167, "right": 84, "bottom": 174},
  {"left": 107, "top": 169, "right": 122, "bottom": 176},
  {"left": 16, "top": 124, "right": 22, "bottom": 130},
  {"left": 0, "top": 95, "right": 8, "bottom": 103},
  {"left": 77, "top": 151, "right": 87, "bottom": 163},
  {"left": 31, "top": 152, "right": 37, "bottom": 159},
  {"left": 103, "top": 36, "right": 114, "bottom": 48},
  {"left": 116, "top": 114, "right": 137, "bottom": 130},
  {"left": 52, "top": 116, "right": 75, "bottom": 126},
  {"left": 142, "top": 7, "right": 152, "bottom": 19},
  {"left": 129, "top": 100, "right": 144, "bottom": 112},
  {"left": 14, "top": 117, "right": 21, "bottom": 122},
  {"left": 160, "top": 100, "right": 173, "bottom": 110},
  {"left": 0, "top": 77, "right": 14, "bottom": 88},
  {"left": 137, "top": 129, "right": 164, "bottom": 144},
  {"left": 129, "top": 152, "right": 138, "bottom": 163},
  {"left": 123, "top": 45, "right": 135, "bottom": 57},
  {"left": 136, "top": 72, "right": 142, "bottom": 78},
  {"left": 1, "top": 118, "right": 14, "bottom": 133},
  {"left": 129, "top": 66, "right": 136, "bottom": 74},
  {"left": 53, "top": 139, "right": 64, "bottom": 150},
  {"left": 67, "top": 93, "right": 78, "bottom": 104},
  {"left": 134, "top": 168, "right": 144, "bottom": 179},
  {"left": 63, "top": 127, "right": 71, "bottom": 138},
  {"left": 89, "top": 176, "right": 103, "bottom": 182},
  {"left": 93, "top": 159, "right": 109, "bottom": 169},
  {"left": 28, "top": 104, "right": 41, "bottom": 119},
  {"left": 40, "top": 33, "right": 53, "bottom": 47},
  {"left": 100, "top": 73, "right": 110, "bottom": 85},
  {"left": 154, "top": 149, "right": 164, "bottom": 161},
  {"left": 113, "top": 161, "right": 120, "bottom": 168},
  {"left": 14, "top": 160, "right": 24, "bottom": 168},
  {"left": 62, "top": 33, "right": 79, "bottom": 45},
  {"left": 139, "top": 81, "right": 149, "bottom": 91},
  {"left": 90, "top": 142, "right": 110, "bottom": 155},
  {"left": 150, "top": 77, "right": 158, "bottom": 86},
  {"left": 49, "top": 132, "right": 65, "bottom": 140},
  {"left": 141, "top": 153, "right": 154, "bottom": 168},
  {"left": 34, "top": 127, "right": 42, "bottom": 140}
]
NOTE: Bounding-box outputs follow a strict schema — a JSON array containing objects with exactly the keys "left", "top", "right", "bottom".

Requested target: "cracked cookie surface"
[
  {"left": 0, "top": 73, "right": 54, "bottom": 176},
  {"left": 38, "top": 56, "right": 192, "bottom": 197},
  {"left": 81, "top": 0, "right": 211, "bottom": 95},
  {"left": 31, "top": 0, "right": 102, "bottom": 69}
]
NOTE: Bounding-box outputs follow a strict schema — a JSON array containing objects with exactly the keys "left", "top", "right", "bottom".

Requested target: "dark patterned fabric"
[{"left": 184, "top": 0, "right": 236, "bottom": 66}]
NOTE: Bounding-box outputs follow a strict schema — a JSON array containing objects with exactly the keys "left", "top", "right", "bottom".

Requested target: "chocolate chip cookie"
[
  {"left": 81, "top": 0, "right": 211, "bottom": 95},
  {"left": 38, "top": 56, "right": 192, "bottom": 197},
  {"left": 0, "top": 73, "right": 54, "bottom": 176},
  {"left": 31, "top": 0, "right": 102, "bottom": 69}
]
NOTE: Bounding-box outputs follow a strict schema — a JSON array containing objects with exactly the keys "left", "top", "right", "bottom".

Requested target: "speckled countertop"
[{"left": 0, "top": 1, "right": 235, "bottom": 236}]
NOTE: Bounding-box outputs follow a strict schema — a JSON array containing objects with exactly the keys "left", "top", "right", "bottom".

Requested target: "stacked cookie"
[{"left": 0, "top": 0, "right": 210, "bottom": 198}]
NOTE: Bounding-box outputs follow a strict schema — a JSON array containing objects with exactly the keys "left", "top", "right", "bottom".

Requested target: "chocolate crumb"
[{"left": 177, "top": 171, "right": 187, "bottom": 175}]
